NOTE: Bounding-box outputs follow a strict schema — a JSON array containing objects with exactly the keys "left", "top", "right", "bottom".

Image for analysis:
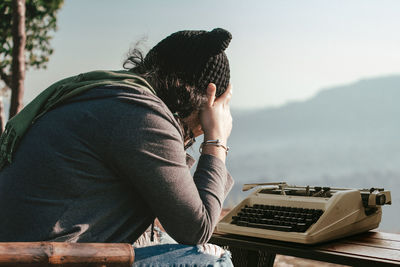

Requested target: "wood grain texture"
[{"left": 0, "top": 242, "right": 134, "bottom": 266}]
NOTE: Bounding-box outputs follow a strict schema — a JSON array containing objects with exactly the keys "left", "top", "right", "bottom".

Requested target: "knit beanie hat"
[{"left": 143, "top": 28, "right": 232, "bottom": 97}]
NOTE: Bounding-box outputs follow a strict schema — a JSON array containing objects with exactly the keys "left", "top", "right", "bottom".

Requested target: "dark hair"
[
  {"left": 123, "top": 47, "right": 207, "bottom": 119},
  {"left": 123, "top": 46, "right": 205, "bottom": 145}
]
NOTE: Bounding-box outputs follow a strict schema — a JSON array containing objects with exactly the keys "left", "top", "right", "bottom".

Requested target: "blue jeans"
[{"left": 133, "top": 243, "right": 233, "bottom": 267}]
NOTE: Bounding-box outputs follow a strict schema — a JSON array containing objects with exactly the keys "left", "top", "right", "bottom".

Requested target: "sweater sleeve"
[{"left": 106, "top": 100, "right": 233, "bottom": 245}]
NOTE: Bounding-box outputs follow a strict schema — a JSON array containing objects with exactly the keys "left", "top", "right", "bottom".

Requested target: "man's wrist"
[
  {"left": 203, "top": 135, "right": 227, "bottom": 146},
  {"left": 200, "top": 139, "right": 229, "bottom": 155}
]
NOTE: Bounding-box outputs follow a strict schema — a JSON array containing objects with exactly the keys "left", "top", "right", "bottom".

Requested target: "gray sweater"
[{"left": 0, "top": 86, "right": 233, "bottom": 244}]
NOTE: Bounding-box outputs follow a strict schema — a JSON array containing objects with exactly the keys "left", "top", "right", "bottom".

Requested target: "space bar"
[{"left": 247, "top": 222, "right": 293, "bottom": 232}]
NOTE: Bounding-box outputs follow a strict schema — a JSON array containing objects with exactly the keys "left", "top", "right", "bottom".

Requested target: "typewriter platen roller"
[{"left": 217, "top": 182, "right": 391, "bottom": 244}]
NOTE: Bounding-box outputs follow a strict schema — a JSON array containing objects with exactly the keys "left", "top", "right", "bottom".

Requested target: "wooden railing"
[{"left": 0, "top": 242, "right": 134, "bottom": 266}]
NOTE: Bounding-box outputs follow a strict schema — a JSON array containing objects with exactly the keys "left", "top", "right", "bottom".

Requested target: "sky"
[{"left": 24, "top": 0, "right": 400, "bottom": 110}]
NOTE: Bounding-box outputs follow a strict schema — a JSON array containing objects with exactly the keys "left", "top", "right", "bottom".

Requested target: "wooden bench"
[
  {"left": 210, "top": 230, "right": 400, "bottom": 266},
  {"left": 0, "top": 242, "right": 134, "bottom": 266}
]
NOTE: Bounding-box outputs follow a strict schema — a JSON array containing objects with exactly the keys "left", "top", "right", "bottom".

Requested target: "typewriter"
[{"left": 217, "top": 182, "right": 391, "bottom": 244}]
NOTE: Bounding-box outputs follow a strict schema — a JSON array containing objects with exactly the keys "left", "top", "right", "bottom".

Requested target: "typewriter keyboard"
[{"left": 231, "top": 204, "right": 324, "bottom": 232}]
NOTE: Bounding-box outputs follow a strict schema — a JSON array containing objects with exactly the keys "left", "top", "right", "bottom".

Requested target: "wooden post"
[{"left": 0, "top": 242, "right": 135, "bottom": 266}]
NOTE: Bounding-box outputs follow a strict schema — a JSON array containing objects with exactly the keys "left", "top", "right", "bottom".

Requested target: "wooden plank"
[
  {"left": 329, "top": 231, "right": 400, "bottom": 250},
  {"left": 317, "top": 242, "right": 400, "bottom": 261},
  {"left": 358, "top": 231, "right": 400, "bottom": 242},
  {"left": 342, "top": 239, "right": 400, "bottom": 250},
  {"left": 307, "top": 248, "right": 400, "bottom": 266},
  {"left": 0, "top": 242, "right": 134, "bottom": 266}
]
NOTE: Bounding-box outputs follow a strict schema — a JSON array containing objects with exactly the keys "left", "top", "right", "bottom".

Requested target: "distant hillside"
[{"left": 231, "top": 75, "right": 400, "bottom": 143}]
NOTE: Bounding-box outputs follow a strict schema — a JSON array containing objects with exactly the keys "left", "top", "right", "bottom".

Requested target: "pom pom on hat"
[
  {"left": 205, "top": 28, "right": 232, "bottom": 55},
  {"left": 144, "top": 28, "right": 232, "bottom": 97}
]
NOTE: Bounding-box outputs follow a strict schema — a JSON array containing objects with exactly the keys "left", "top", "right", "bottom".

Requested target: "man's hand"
[{"left": 199, "top": 83, "right": 233, "bottom": 162}]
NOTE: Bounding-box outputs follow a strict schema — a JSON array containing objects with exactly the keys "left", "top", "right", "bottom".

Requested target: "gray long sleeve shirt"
[{"left": 0, "top": 86, "right": 233, "bottom": 244}]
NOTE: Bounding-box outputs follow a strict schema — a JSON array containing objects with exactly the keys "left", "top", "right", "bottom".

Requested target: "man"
[{"left": 0, "top": 28, "right": 234, "bottom": 246}]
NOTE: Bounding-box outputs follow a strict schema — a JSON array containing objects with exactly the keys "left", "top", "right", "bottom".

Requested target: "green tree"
[{"left": 0, "top": 0, "right": 63, "bottom": 129}]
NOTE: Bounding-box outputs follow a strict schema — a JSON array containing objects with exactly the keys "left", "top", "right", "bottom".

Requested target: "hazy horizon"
[{"left": 17, "top": 0, "right": 400, "bottom": 110}]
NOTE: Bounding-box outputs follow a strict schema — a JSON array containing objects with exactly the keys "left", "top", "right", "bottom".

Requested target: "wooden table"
[{"left": 210, "top": 231, "right": 400, "bottom": 266}]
